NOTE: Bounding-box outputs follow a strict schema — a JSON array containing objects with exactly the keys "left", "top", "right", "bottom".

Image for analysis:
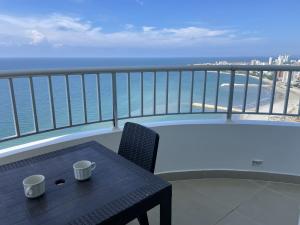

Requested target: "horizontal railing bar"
[
  {"left": 116, "top": 110, "right": 300, "bottom": 123},
  {"left": 0, "top": 119, "right": 114, "bottom": 143},
  {"left": 0, "top": 134, "right": 18, "bottom": 142},
  {"left": 1, "top": 65, "right": 300, "bottom": 77},
  {"left": 117, "top": 111, "right": 228, "bottom": 120},
  {"left": 232, "top": 111, "right": 298, "bottom": 116}
]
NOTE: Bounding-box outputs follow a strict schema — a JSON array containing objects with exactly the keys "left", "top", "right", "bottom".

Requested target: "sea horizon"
[{"left": 0, "top": 57, "right": 272, "bottom": 70}]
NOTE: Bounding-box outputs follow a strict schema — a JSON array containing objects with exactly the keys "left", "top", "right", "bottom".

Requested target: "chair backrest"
[{"left": 118, "top": 122, "right": 159, "bottom": 173}]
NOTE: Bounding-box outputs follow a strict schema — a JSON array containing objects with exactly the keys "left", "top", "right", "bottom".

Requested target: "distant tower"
[
  {"left": 277, "top": 54, "right": 290, "bottom": 64},
  {"left": 282, "top": 71, "right": 289, "bottom": 83},
  {"left": 285, "top": 54, "right": 290, "bottom": 63},
  {"left": 269, "top": 57, "right": 273, "bottom": 65}
]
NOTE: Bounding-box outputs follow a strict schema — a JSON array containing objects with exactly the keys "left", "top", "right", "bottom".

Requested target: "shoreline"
[
  {"left": 241, "top": 82, "right": 299, "bottom": 121},
  {"left": 194, "top": 71, "right": 299, "bottom": 121}
]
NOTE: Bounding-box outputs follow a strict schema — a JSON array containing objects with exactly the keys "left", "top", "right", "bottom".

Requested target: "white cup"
[
  {"left": 23, "top": 175, "right": 45, "bottom": 198},
  {"left": 73, "top": 160, "right": 96, "bottom": 181}
]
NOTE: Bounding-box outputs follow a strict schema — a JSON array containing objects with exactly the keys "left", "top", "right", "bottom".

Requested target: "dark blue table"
[{"left": 0, "top": 141, "right": 172, "bottom": 225}]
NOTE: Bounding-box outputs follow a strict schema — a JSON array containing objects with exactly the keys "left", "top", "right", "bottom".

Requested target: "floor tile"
[
  {"left": 266, "top": 181, "right": 300, "bottom": 204},
  {"left": 182, "top": 178, "right": 266, "bottom": 209},
  {"left": 216, "top": 210, "right": 265, "bottom": 225},
  {"left": 237, "top": 188, "right": 299, "bottom": 225},
  {"left": 128, "top": 179, "right": 300, "bottom": 225},
  {"left": 171, "top": 180, "right": 236, "bottom": 225}
]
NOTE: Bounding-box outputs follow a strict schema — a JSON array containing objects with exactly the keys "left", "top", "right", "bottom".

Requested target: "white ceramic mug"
[
  {"left": 73, "top": 160, "right": 96, "bottom": 181},
  {"left": 23, "top": 175, "right": 45, "bottom": 198}
]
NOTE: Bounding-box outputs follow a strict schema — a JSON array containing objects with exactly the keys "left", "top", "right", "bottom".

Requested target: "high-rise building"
[
  {"left": 276, "top": 54, "right": 290, "bottom": 64},
  {"left": 269, "top": 57, "right": 273, "bottom": 65}
]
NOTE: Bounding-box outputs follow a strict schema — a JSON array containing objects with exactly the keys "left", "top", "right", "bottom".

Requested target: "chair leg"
[{"left": 137, "top": 213, "right": 149, "bottom": 225}]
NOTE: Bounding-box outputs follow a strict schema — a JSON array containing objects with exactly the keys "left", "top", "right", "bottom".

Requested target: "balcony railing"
[{"left": 0, "top": 65, "right": 300, "bottom": 143}]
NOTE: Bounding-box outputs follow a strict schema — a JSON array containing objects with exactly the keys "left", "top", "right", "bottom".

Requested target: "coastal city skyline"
[{"left": 213, "top": 54, "right": 300, "bottom": 86}]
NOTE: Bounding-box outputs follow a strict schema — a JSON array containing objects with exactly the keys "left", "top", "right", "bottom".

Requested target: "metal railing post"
[
  {"left": 283, "top": 70, "right": 292, "bottom": 115},
  {"left": 178, "top": 70, "right": 182, "bottom": 113},
  {"left": 202, "top": 70, "right": 207, "bottom": 113},
  {"left": 214, "top": 70, "right": 220, "bottom": 112},
  {"left": 81, "top": 74, "right": 88, "bottom": 124},
  {"left": 269, "top": 71, "right": 277, "bottom": 114},
  {"left": 242, "top": 71, "right": 250, "bottom": 113},
  {"left": 227, "top": 70, "right": 235, "bottom": 120},
  {"left": 256, "top": 71, "right": 263, "bottom": 113},
  {"left": 96, "top": 73, "right": 102, "bottom": 121},
  {"left": 65, "top": 75, "right": 73, "bottom": 126},
  {"left": 29, "top": 76, "right": 39, "bottom": 133},
  {"left": 112, "top": 72, "right": 119, "bottom": 128},
  {"left": 9, "top": 78, "right": 20, "bottom": 137},
  {"left": 190, "top": 70, "right": 195, "bottom": 113},
  {"left": 48, "top": 75, "right": 56, "bottom": 129},
  {"left": 166, "top": 71, "right": 169, "bottom": 114}
]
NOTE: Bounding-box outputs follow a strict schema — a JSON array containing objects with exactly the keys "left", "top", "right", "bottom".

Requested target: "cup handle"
[
  {"left": 25, "top": 187, "right": 33, "bottom": 197},
  {"left": 91, "top": 162, "right": 96, "bottom": 171}
]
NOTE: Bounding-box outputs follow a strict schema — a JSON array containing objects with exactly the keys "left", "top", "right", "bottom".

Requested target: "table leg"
[{"left": 160, "top": 191, "right": 172, "bottom": 225}]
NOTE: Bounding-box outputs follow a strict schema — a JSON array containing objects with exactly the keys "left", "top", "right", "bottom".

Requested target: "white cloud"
[
  {"left": 29, "top": 30, "right": 45, "bottom": 45},
  {"left": 0, "top": 14, "right": 261, "bottom": 49},
  {"left": 142, "top": 26, "right": 155, "bottom": 32},
  {"left": 124, "top": 23, "right": 134, "bottom": 30}
]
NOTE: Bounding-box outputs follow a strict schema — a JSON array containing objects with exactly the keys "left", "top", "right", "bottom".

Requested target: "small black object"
[{"left": 55, "top": 179, "right": 65, "bottom": 186}]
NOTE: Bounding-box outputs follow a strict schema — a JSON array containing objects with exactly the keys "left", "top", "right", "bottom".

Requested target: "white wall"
[
  {"left": 152, "top": 121, "right": 300, "bottom": 176},
  {"left": 1, "top": 120, "right": 300, "bottom": 177}
]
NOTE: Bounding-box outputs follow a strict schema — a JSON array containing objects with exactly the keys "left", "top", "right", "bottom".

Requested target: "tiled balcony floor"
[{"left": 128, "top": 178, "right": 300, "bottom": 225}]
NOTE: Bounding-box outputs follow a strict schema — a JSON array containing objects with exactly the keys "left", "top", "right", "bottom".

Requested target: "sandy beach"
[
  {"left": 192, "top": 71, "right": 300, "bottom": 122},
  {"left": 240, "top": 78, "right": 300, "bottom": 121},
  {"left": 220, "top": 71, "right": 300, "bottom": 121}
]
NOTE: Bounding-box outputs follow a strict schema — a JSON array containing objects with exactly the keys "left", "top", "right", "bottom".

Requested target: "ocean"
[{"left": 0, "top": 57, "right": 271, "bottom": 148}]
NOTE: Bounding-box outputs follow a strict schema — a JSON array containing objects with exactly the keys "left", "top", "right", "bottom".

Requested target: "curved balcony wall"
[{"left": 1, "top": 120, "right": 300, "bottom": 182}]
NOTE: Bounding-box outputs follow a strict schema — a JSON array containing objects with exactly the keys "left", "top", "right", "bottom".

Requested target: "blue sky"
[{"left": 0, "top": 0, "right": 299, "bottom": 57}]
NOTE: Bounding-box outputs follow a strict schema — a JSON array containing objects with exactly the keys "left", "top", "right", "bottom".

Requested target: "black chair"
[{"left": 118, "top": 122, "right": 160, "bottom": 225}]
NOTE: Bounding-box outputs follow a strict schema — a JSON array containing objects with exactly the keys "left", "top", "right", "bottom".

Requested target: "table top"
[{"left": 0, "top": 141, "right": 171, "bottom": 225}]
